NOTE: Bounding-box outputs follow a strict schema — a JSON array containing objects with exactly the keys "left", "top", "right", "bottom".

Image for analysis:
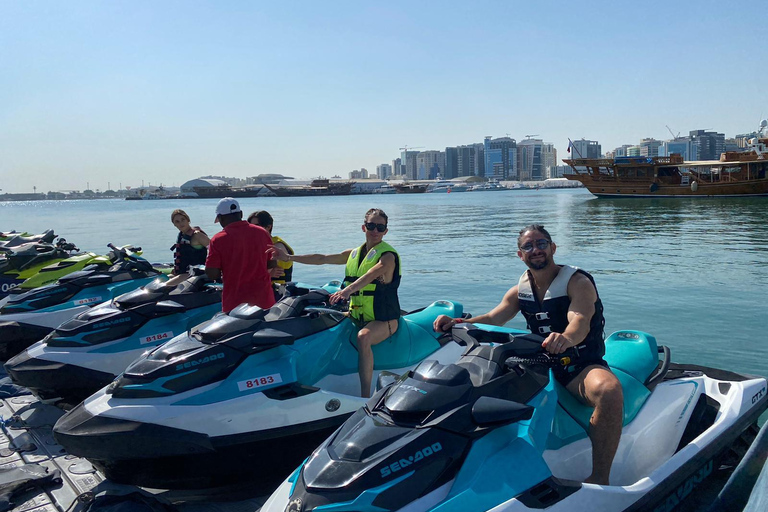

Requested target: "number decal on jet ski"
[
  {"left": 74, "top": 296, "right": 103, "bottom": 306},
  {"left": 380, "top": 442, "right": 442, "bottom": 478},
  {"left": 237, "top": 373, "right": 283, "bottom": 391},
  {"left": 141, "top": 331, "right": 174, "bottom": 344}
]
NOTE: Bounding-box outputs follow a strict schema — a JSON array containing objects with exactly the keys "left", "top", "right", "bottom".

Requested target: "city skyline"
[{"left": 2, "top": 1, "right": 766, "bottom": 193}]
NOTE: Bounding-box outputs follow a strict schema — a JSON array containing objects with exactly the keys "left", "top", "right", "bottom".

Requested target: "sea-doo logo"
[
  {"left": 176, "top": 353, "right": 225, "bottom": 371},
  {"left": 380, "top": 442, "right": 442, "bottom": 478},
  {"left": 93, "top": 316, "right": 132, "bottom": 330},
  {"left": 652, "top": 459, "right": 713, "bottom": 512}
]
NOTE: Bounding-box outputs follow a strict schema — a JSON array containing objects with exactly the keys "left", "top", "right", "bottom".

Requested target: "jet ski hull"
[
  {"left": 54, "top": 339, "right": 464, "bottom": 489},
  {"left": 260, "top": 327, "right": 768, "bottom": 512},
  {"left": 0, "top": 276, "right": 161, "bottom": 359},
  {"left": 0, "top": 307, "right": 91, "bottom": 360},
  {"left": 55, "top": 399, "right": 350, "bottom": 490}
]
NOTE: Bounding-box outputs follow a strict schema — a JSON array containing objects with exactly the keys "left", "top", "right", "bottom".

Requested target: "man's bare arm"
[
  {"left": 205, "top": 267, "right": 222, "bottom": 282},
  {"left": 434, "top": 285, "right": 520, "bottom": 331}
]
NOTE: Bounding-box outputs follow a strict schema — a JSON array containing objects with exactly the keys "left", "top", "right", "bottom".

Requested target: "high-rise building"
[
  {"left": 416, "top": 151, "right": 445, "bottom": 180},
  {"left": 483, "top": 136, "right": 517, "bottom": 180},
  {"left": 517, "top": 138, "right": 549, "bottom": 181},
  {"left": 570, "top": 139, "right": 601, "bottom": 159},
  {"left": 639, "top": 138, "right": 662, "bottom": 158},
  {"left": 392, "top": 158, "right": 403, "bottom": 177},
  {"left": 459, "top": 144, "right": 484, "bottom": 177},
  {"left": 658, "top": 139, "right": 697, "bottom": 161},
  {"left": 613, "top": 145, "right": 632, "bottom": 158},
  {"left": 689, "top": 130, "right": 725, "bottom": 161},
  {"left": 376, "top": 163, "right": 392, "bottom": 179},
  {"left": 401, "top": 151, "right": 420, "bottom": 180},
  {"left": 627, "top": 146, "right": 641, "bottom": 157},
  {"left": 542, "top": 143, "right": 557, "bottom": 180},
  {"left": 444, "top": 147, "right": 459, "bottom": 179}
]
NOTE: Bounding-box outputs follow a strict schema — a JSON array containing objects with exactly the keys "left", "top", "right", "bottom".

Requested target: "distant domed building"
[{"left": 180, "top": 178, "right": 229, "bottom": 197}]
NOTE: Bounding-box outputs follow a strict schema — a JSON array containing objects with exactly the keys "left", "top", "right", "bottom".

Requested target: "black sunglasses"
[
  {"left": 365, "top": 222, "right": 387, "bottom": 232},
  {"left": 519, "top": 239, "right": 551, "bottom": 253}
]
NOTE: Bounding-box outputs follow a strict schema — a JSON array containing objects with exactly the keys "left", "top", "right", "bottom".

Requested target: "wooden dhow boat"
[{"left": 565, "top": 132, "right": 768, "bottom": 198}]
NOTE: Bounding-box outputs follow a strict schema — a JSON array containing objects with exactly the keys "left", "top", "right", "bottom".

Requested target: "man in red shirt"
[{"left": 205, "top": 198, "right": 276, "bottom": 313}]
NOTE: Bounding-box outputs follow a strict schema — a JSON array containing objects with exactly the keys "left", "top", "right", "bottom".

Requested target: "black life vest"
[
  {"left": 171, "top": 230, "right": 208, "bottom": 275},
  {"left": 517, "top": 265, "right": 605, "bottom": 361}
]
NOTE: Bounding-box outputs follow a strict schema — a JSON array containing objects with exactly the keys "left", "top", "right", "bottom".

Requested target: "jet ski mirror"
[
  {"left": 471, "top": 396, "right": 534, "bottom": 427},
  {"left": 376, "top": 370, "right": 401, "bottom": 391},
  {"left": 151, "top": 300, "right": 186, "bottom": 316},
  {"left": 252, "top": 328, "right": 295, "bottom": 348},
  {"left": 451, "top": 324, "right": 512, "bottom": 352}
]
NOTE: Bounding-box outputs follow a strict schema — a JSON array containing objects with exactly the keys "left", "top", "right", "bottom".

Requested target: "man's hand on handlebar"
[{"left": 541, "top": 332, "right": 576, "bottom": 355}]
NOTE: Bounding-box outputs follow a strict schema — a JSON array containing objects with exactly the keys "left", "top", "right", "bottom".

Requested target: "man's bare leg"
[
  {"left": 357, "top": 319, "right": 399, "bottom": 398},
  {"left": 566, "top": 365, "right": 624, "bottom": 485}
]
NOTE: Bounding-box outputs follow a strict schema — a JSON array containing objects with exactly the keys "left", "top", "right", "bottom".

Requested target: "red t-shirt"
[{"left": 205, "top": 221, "right": 276, "bottom": 313}]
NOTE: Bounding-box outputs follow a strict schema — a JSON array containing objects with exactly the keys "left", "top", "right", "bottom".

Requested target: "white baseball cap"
[{"left": 214, "top": 197, "right": 242, "bottom": 222}]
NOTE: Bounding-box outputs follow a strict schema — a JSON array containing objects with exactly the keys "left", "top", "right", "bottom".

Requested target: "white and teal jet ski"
[
  {"left": 0, "top": 245, "right": 165, "bottom": 360},
  {"left": 4, "top": 268, "right": 223, "bottom": 405},
  {"left": 52, "top": 287, "right": 467, "bottom": 490},
  {"left": 261, "top": 324, "right": 768, "bottom": 512}
]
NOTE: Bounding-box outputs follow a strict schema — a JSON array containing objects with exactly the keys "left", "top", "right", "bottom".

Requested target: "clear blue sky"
[{"left": 1, "top": 0, "right": 766, "bottom": 193}]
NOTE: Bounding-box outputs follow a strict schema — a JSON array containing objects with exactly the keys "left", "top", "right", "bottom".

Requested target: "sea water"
[{"left": 2, "top": 189, "right": 767, "bottom": 386}]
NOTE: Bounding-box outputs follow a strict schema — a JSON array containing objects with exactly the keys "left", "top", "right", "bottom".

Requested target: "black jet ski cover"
[
  {"left": 81, "top": 492, "right": 180, "bottom": 512},
  {"left": 0, "top": 464, "right": 61, "bottom": 512}
]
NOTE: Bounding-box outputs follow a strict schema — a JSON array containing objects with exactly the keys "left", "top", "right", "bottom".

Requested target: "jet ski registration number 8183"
[{"left": 238, "top": 373, "right": 283, "bottom": 391}]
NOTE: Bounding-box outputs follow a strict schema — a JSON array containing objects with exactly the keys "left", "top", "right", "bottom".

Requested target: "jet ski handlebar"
[
  {"left": 450, "top": 323, "right": 581, "bottom": 370},
  {"left": 304, "top": 305, "right": 348, "bottom": 315}
]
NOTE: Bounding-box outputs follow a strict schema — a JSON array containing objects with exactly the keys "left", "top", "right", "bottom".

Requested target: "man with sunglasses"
[
  {"left": 271, "top": 208, "right": 400, "bottom": 398},
  {"left": 433, "top": 224, "right": 623, "bottom": 485}
]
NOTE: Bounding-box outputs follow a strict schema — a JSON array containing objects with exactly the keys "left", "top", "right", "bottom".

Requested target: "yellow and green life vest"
[
  {"left": 343, "top": 241, "right": 401, "bottom": 323},
  {"left": 272, "top": 236, "right": 294, "bottom": 285}
]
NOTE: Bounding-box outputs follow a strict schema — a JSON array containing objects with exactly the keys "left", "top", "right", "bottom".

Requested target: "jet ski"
[
  {"left": 4, "top": 268, "right": 224, "bottom": 405},
  {"left": 0, "top": 229, "right": 56, "bottom": 250},
  {"left": 260, "top": 324, "right": 768, "bottom": 512},
  {"left": 52, "top": 288, "right": 467, "bottom": 490},
  {"left": 0, "top": 238, "right": 80, "bottom": 300},
  {"left": 0, "top": 245, "right": 166, "bottom": 360}
]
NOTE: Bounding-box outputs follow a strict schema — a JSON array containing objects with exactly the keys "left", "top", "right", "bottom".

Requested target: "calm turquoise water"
[{"left": 2, "top": 189, "right": 767, "bottom": 386}]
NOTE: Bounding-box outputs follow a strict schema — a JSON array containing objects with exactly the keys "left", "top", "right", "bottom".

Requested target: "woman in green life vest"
[{"left": 271, "top": 208, "right": 401, "bottom": 398}]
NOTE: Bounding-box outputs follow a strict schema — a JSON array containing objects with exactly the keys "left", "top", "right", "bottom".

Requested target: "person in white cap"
[{"left": 205, "top": 198, "right": 276, "bottom": 313}]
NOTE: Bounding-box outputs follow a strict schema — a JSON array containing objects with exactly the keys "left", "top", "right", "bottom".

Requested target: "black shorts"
[{"left": 552, "top": 358, "right": 609, "bottom": 387}]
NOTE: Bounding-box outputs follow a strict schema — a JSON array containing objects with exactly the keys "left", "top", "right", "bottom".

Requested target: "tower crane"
[
  {"left": 666, "top": 125, "right": 681, "bottom": 139},
  {"left": 399, "top": 145, "right": 424, "bottom": 153}
]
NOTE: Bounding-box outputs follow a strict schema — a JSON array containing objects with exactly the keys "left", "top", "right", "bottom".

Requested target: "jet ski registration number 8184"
[{"left": 238, "top": 373, "right": 283, "bottom": 391}]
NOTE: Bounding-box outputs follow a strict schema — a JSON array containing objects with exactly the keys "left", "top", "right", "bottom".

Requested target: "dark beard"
[{"left": 526, "top": 256, "right": 549, "bottom": 270}]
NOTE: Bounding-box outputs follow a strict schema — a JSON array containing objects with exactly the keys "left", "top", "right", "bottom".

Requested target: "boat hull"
[{"left": 568, "top": 177, "right": 768, "bottom": 198}]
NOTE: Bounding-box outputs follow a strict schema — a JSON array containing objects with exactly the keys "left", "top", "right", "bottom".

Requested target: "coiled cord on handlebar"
[{"left": 505, "top": 353, "right": 576, "bottom": 369}]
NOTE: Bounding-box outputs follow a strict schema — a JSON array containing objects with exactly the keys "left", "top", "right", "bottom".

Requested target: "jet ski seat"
[{"left": 553, "top": 331, "right": 660, "bottom": 433}]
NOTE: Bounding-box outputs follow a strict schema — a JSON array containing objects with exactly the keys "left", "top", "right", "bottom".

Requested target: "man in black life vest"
[
  {"left": 434, "top": 224, "right": 623, "bottom": 485},
  {"left": 270, "top": 208, "right": 400, "bottom": 398}
]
